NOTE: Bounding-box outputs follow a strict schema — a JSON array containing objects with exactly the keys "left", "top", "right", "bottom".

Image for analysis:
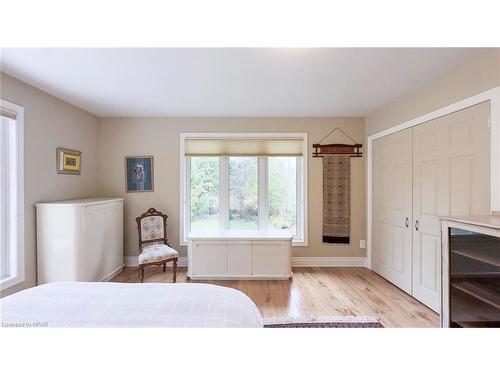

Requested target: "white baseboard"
[
  {"left": 292, "top": 257, "right": 367, "bottom": 267},
  {"left": 123, "top": 256, "right": 366, "bottom": 268},
  {"left": 187, "top": 274, "right": 293, "bottom": 280},
  {"left": 100, "top": 265, "right": 125, "bottom": 282},
  {"left": 123, "top": 257, "right": 137, "bottom": 267}
]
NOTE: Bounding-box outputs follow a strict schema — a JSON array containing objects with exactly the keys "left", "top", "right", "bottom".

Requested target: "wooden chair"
[{"left": 135, "top": 208, "right": 178, "bottom": 283}]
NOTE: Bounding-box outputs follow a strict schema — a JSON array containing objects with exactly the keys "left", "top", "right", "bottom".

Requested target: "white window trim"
[
  {"left": 0, "top": 99, "right": 25, "bottom": 291},
  {"left": 219, "top": 156, "right": 230, "bottom": 230},
  {"left": 257, "top": 156, "right": 268, "bottom": 230},
  {"left": 180, "top": 133, "right": 308, "bottom": 247}
]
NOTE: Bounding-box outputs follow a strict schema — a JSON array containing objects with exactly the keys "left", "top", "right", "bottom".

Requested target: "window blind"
[
  {"left": 0, "top": 107, "right": 17, "bottom": 120},
  {"left": 185, "top": 138, "right": 303, "bottom": 156}
]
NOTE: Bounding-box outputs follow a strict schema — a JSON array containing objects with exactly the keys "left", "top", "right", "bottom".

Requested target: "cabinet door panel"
[
  {"left": 79, "top": 202, "right": 123, "bottom": 281},
  {"left": 252, "top": 241, "right": 287, "bottom": 276},
  {"left": 227, "top": 241, "right": 252, "bottom": 276},
  {"left": 83, "top": 205, "right": 109, "bottom": 281},
  {"left": 190, "top": 242, "right": 226, "bottom": 275}
]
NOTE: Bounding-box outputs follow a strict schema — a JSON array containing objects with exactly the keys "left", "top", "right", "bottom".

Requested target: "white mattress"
[{"left": 0, "top": 282, "right": 263, "bottom": 328}]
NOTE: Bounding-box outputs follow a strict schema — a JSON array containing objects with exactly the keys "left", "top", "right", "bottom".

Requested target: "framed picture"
[
  {"left": 125, "top": 156, "right": 154, "bottom": 192},
  {"left": 57, "top": 147, "right": 81, "bottom": 175}
]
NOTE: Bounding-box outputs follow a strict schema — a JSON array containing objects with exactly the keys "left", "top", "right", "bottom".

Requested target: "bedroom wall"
[
  {"left": 5, "top": 50, "right": 496, "bottom": 293},
  {"left": 365, "top": 49, "right": 500, "bottom": 136},
  {"left": 0, "top": 72, "right": 100, "bottom": 297},
  {"left": 97, "top": 117, "right": 366, "bottom": 259}
]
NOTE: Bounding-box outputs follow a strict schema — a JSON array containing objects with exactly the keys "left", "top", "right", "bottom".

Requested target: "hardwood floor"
[{"left": 111, "top": 266, "right": 439, "bottom": 328}]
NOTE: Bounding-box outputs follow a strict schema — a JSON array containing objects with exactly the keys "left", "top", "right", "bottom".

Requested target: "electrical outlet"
[{"left": 360, "top": 240, "right": 366, "bottom": 249}]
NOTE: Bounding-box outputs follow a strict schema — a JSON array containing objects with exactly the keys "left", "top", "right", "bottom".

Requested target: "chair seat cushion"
[{"left": 138, "top": 244, "right": 178, "bottom": 265}]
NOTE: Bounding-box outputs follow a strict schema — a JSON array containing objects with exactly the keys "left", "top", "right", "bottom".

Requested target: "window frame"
[
  {"left": 180, "top": 133, "right": 308, "bottom": 247},
  {"left": 0, "top": 99, "right": 25, "bottom": 291}
]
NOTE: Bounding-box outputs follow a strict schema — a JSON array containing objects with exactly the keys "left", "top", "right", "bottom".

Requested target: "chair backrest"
[{"left": 135, "top": 208, "right": 168, "bottom": 251}]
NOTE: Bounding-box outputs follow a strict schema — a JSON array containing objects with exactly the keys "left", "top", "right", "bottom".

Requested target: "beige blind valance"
[
  {"left": 0, "top": 106, "right": 17, "bottom": 120},
  {"left": 185, "top": 138, "right": 303, "bottom": 157}
]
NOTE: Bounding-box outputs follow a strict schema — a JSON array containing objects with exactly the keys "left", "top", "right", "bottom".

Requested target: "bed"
[{"left": 0, "top": 282, "right": 263, "bottom": 328}]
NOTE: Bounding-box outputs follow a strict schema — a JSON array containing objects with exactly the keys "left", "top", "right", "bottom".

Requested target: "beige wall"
[
  {"left": 98, "top": 117, "right": 366, "bottom": 259},
  {"left": 0, "top": 73, "right": 100, "bottom": 296},
  {"left": 366, "top": 50, "right": 500, "bottom": 136}
]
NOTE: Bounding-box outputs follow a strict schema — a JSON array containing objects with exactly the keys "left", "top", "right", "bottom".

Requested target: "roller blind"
[
  {"left": 0, "top": 107, "right": 17, "bottom": 120},
  {"left": 185, "top": 138, "right": 303, "bottom": 156}
]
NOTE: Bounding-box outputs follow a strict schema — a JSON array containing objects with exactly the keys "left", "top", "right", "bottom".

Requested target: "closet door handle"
[
  {"left": 405, "top": 217, "right": 409, "bottom": 228},
  {"left": 415, "top": 219, "right": 419, "bottom": 231}
]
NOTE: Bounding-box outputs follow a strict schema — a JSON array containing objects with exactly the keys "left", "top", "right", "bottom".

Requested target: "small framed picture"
[
  {"left": 125, "top": 156, "right": 154, "bottom": 192},
  {"left": 57, "top": 147, "right": 81, "bottom": 175}
]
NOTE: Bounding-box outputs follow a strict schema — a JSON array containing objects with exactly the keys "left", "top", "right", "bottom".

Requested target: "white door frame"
[{"left": 366, "top": 86, "right": 500, "bottom": 269}]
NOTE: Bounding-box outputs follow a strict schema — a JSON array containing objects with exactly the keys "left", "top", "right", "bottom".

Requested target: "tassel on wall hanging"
[{"left": 313, "top": 128, "right": 362, "bottom": 245}]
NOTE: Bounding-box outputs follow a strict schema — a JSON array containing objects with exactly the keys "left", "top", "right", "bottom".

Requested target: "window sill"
[
  {"left": 0, "top": 274, "right": 24, "bottom": 292},
  {"left": 181, "top": 230, "right": 307, "bottom": 246},
  {"left": 187, "top": 229, "right": 294, "bottom": 241},
  {"left": 292, "top": 237, "right": 308, "bottom": 247}
]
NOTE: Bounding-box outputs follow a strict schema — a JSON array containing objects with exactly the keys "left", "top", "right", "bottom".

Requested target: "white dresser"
[
  {"left": 187, "top": 231, "right": 293, "bottom": 280},
  {"left": 36, "top": 198, "right": 124, "bottom": 284}
]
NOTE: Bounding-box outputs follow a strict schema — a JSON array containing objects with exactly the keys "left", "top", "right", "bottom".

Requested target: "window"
[
  {"left": 268, "top": 157, "right": 297, "bottom": 233},
  {"left": 190, "top": 157, "right": 220, "bottom": 232},
  {"left": 0, "top": 100, "right": 24, "bottom": 291},
  {"left": 181, "top": 134, "right": 307, "bottom": 246},
  {"left": 229, "top": 157, "right": 258, "bottom": 230}
]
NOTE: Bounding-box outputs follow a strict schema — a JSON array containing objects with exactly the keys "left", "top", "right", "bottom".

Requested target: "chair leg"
[
  {"left": 163, "top": 263, "right": 166, "bottom": 272},
  {"left": 139, "top": 266, "right": 144, "bottom": 283},
  {"left": 173, "top": 259, "right": 177, "bottom": 283}
]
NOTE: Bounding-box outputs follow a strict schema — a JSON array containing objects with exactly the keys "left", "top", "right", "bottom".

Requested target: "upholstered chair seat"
[{"left": 138, "top": 244, "right": 179, "bottom": 265}]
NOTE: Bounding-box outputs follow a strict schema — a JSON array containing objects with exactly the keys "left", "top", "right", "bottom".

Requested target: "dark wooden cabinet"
[{"left": 442, "top": 217, "right": 500, "bottom": 328}]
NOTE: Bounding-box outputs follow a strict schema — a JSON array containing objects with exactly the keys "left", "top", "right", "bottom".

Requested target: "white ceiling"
[{"left": 0, "top": 48, "right": 483, "bottom": 117}]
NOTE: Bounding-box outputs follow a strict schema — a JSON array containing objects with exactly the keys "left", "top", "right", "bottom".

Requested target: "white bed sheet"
[{"left": 0, "top": 282, "right": 263, "bottom": 328}]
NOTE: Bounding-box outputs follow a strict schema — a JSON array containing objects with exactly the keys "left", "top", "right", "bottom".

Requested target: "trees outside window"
[
  {"left": 268, "top": 157, "right": 296, "bottom": 233},
  {"left": 229, "top": 157, "right": 258, "bottom": 229},
  {"left": 189, "top": 156, "right": 300, "bottom": 237},
  {"left": 190, "top": 157, "right": 219, "bottom": 231}
]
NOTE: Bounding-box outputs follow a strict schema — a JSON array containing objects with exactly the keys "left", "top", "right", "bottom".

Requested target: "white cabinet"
[
  {"left": 187, "top": 231, "right": 292, "bottom": 280},
  {"left": 36, "top": 198, "right": 124, "bottom": 284}
]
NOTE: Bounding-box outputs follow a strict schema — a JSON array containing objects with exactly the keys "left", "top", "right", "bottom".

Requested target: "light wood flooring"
[{"left": 111, "top": 266, "right": 439, "bottom": 328}]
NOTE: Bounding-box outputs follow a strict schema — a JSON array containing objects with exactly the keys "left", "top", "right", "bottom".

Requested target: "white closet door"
[
  {"left": 372, "top": 128, "right": 413, "bottom": 293},
  {"left": 412, "top": 101, "right": 491, "bottom": 312}
]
